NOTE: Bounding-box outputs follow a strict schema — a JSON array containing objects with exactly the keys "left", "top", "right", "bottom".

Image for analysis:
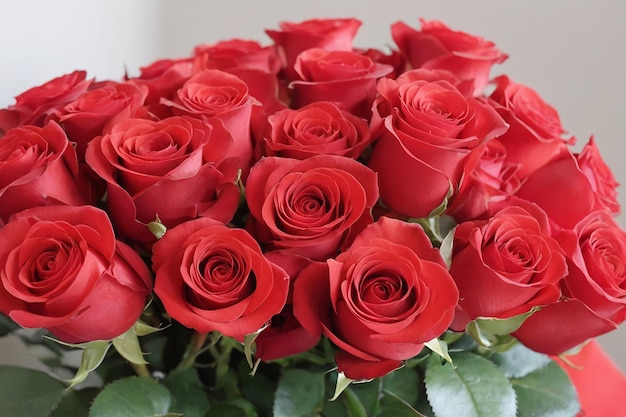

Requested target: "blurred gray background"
[{"left": 1, "top": 1, "right": 625, "bottom": 370}]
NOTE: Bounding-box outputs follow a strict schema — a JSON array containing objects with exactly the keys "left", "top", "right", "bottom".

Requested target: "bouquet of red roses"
[{"left": 1, "top": 16, "right": 625, "bottom": 417}]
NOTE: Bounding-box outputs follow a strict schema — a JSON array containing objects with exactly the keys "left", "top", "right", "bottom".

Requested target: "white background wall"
[{"left": 1, "top": 0, "right": 625, "bottom": 369}]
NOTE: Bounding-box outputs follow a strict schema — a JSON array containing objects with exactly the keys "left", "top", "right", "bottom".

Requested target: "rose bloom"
[
  {"left": 162, "top": 69, "right": 258, "bottom": 172},
  {"left": 293, "top": 217, "right": 459, "bottom": 380},
  {"left": 85, "top": 116, "right": 240, "bottom": 243},
  {"left": 515, "top": 210, "right": 626, "bottom": 354},
  {"left": 152, "top": 218, "right": 289, "bottom": 339},
  {"left": 0, "top": 205, "right": 152, "bottom": 343},
  {"left": 0, "top": 122, "right": 86, "bottom": 223},
  {"left": 258, "top": 101, "right": 372, "bottom": 160},
  {"left": 449, "top": 202, "right": 567, "bottom": 330},
  {"left": 488, "top": 75, "right": 573, "bottom": 179},
  {"left": 446, "top": 139, "right": 521, "bottom": 222},
  {"left": 53, "top": 80, "right": 149, "bottom": 160},
  {"left": 193, "top": 39, "right": 282, "bottom": 74},
  {"left": 245, "top": 154, "right": 379, "bottom": 260},
  {"left": 290, "top": 48, "right": 393, "bottom": 118},
  {"left": 367, "top": 69, "right": 508, "bottom": 218},
  {"left": 266, "top": 17, "right": 362, "bottom": 80},
  {"left": 392, "top": 19, "right": 508, "bottom": 94},
  {"left": 0, "top": 70, "right": 92, "bottom": 134},
  {"left": 515, "top": 137, "right": 619, "bottom": 229}
]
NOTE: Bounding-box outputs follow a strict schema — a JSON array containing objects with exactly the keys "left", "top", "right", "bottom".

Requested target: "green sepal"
[
  {"left": 146, "top": 214, "right": 167, "bottom": 239},
  {"left": 425, "top": 338, "right": 453, "bottom": 366},
  {"left": 330, "top": 371, "right": 354, "bottom": 401},
  {"left": 467, "top": 308, "right": 538, "bottom": 349},
  {"left": 112, "top": 326, "right": 147, "bottom": 365},
  {"left": 41, "top": 336, "right": 112, "bottom": 389}
]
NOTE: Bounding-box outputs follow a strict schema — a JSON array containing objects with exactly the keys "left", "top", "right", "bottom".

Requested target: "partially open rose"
[
  {"left": 0, "top": 205, "right": 152, "bottom": 343},
  {"left": 85, "top": 115, "right": 240, "bottom": 243},
  {"left": 293, "top": 217, "right": 458, "bottom": 379},
  {"left": 258, "top": 101, "right": 372, "bottom": 160},
  {"left": 0, "top": 122, "right": 86, "bottom": 223},
  {"left": 515, "top": 210, "right": 626, "bottom": 354},
  {"left": 449, "top": 202, "right": 567, "bottom": 330},
  {"left": 245, "top": 154, "right": 378, "bottom": 260},
  {"left": 152, "top": 218, "right": 289, "bottom": 339}
]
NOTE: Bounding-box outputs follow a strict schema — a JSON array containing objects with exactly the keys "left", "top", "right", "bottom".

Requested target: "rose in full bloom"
[
  {"left": 0, "top": 205, "right": 152, "bottom": 343},
  {"left": 266, "top": 18, "right": 362, "bottom": 80},
  {"left": 514, "top": 137, "right": 619, "bottom": 229},
  {"left": 290, "top": 48, "right": 393, "bottom": 118},
  {"left": 85, "top": 115, "right": 240, "bottom": 243},
  {"left": 257, "top": 101, "right": 372, "bottom": 160},
  {"left": 245, "top": 154, "right": 379, "bottom": 260},
  {"left": 515, "top": 210, "right": 626, "bottom": 354},
  {"left": 367, "top": 69, "right": 508, "bottom": 218},
  {"left": 0, "top": 71, "right": 92, "bottom": 134},
  {"left": 53, "top": 80, "right": 149, "bottom": 160},
  {"left": 449, "top": 202, "right": 567, "bottom": 330},
  {"left": 488, "top": 75, "right": 573, "bottom": 179},
  {"left": 392, "top": 19, "right": 508, "bottom": 94},
  {"left": 152, "top": 218, "right": 289, "bottom": 339},
  {"left": 0, "top": 122, "right": 86, "bottom": 223},
  {"left": 293, "top": 217, "right": 459, "bottom": 379}
]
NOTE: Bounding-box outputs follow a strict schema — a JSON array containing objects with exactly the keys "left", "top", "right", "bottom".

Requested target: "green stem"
[
  {"left": 177, "top": 331, "right": 210, "bottom": 371},
  {"left": 131, "top": 362, "right": 153, "bottom": 379}
]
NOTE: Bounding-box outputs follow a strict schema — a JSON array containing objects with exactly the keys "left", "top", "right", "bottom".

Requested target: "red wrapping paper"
[{"left": 557, "top": 340, "right": 626, "bottom": 416}]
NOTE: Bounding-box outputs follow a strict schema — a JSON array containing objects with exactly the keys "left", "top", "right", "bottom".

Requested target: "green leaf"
[
  {"left": 425, "top": 353, "right": 516, "bottom": 417},
  {"left": 382, "top": 366, "right": 420, "bottom": 408},
  {"left": 112, "top": 326, "right": 147, "bottom": 365},
  {"left": 205, "top": 403, "right": 246, "bottom": 417},
  {"left": 512, "top": 360, "right": 580, "bottom": 417},
  {"left": 0, "top": 365, "right": 65, "bottom": 417},
  {"left": 89, "top": 376, "right": 172, "bottom": 417},
  {"left": 491, "top": 342, "right": 551, "bottom": 378},
  {"left": 238, "top": 360, "right": 276, "bottom": 412},
  {"left": 49, "top": 388, "right": 99, "bottom": 417},
  {"left": 163, "top": 369, "right": 210, "bottom": 417},
  {"left": 0, "top": 314, "right": 19, "bottom": 336},
  {"left": 66, "top": 340, "right": 112, "bottom": 389},
  {"left": 378, "top": 390, "right": 425, "bottom": 417},
  {"left": 273, "top": 369, "right": 325, "bottom": 417}
]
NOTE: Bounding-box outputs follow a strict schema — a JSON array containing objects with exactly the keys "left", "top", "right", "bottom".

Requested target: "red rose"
[
  {"left": 0, "top": 71, "right": 92, "bottom": 134},
  {"left": 152, "top": 217, "right": 289, "bottom": 339},
  {"left": 293, "top": 217, "right": 458, "bottom": 379},
  {"left": 290, "top": 48, "right": 393, "bottom": 118},
  {"left": 129, "top": 59, "right": 193, "bottom": 118},
  {"left": 266, "top": 18, "right": 362, "bottom": 80},
  {"left": 515, "top": 211, "right": 626, "bottom": 354},
  {"left": 258, "top": 101, "right": 372, "bottom": 160},
  {"left": 0, "top": 122, "right": 86, "bottom": 223},
  {"left": 578, "top": 136, "right": 620, "bottom": 215},
  {"left": 0, "top": 205, "right": 152, "bottom": 343},
  {"left": 449, "top": 203, "right": 567, "bottom": 330},
  {"left": 488, "top": 75, "right": 573, "bottom": 179},
  {"left": 446, "top": 139, "right": 521, "bottom": 222},
  {"left": 245, "top": 154, "right": 379, "bottom": 260},
  {"left": 514, "top": 142, "right": 616, "bottom": 229},
  {"left": 85, "top": 116, "right": 240, "bottom": 243},
  {"left": 367, "top": 69, "right": 508, "bottom": 218},
  {"left": 162, "top": 69, "right": 258, "bottom": 172},
  {"left": 193, "top": 39, "right": 282, "bottom": 74},
  {"left": 53, "top": 81, "right": 148, "bottom": 159},
  {"left": 392, "top": 19, "right": 508, "bottom": 94}
]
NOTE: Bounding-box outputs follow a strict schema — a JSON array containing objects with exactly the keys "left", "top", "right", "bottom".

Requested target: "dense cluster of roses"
[{"left": 0, "top": 17, "right": 625, "bottom": 380}]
